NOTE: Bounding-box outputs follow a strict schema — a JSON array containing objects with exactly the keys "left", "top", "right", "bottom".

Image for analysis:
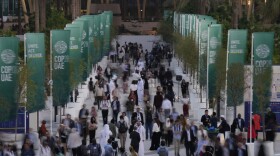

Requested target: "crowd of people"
[{"left": 4, "top": 41, "right": 278, "bottom": 156}]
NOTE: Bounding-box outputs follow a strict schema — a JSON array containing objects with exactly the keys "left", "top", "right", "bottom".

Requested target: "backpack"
[
  {"left": 88, "top": 144, "right": 101, "bottom": 156},
  {"left": 158, "top": 147, "right": 168, "bottom": 156},
  {"left": 112, "top": 140, "right": 118, "bottom": 149},
  {"left": 118, "top": 121, "right": 128, "bottom": 133}
]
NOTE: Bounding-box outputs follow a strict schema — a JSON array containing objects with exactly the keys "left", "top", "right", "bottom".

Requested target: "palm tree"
[
  {"left": 40, "top": 0, "right": 46, "bottom": 31},
  {"left": 232, "top": 0, "right": 242, "bottom": 28},
  {"left": 34, "top": 0, "right": 39, "bottom": 32},
  {"left": 137, "top": 0, "right": 141, "bottom": 20},
  {"left": 142, "top": 0, "right": 147, "bottom": 20}
]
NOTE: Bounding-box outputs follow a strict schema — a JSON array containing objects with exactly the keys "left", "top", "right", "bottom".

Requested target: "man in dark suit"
[
  {"left": 232, "top": 113, "right": 245, "bottom": 132},
  {"left": 111, "top": 96, "right": 120, "bottom": 123},
  {"left": 131, "top": 106, "right": 144, "bottom": 125},
  {"left": 181, "top": 124, "right": 196, "bottom": 156},
  {"left": 201, "top": 110, "right": 211, "bottom": 128},
  {"left": 130, "top": 126, "right": 141, "bottom": 153}
]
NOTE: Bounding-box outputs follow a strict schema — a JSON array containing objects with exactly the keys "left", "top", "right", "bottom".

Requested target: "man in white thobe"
[
  {"left": 137, "top": 78, "right": 144, "bottom": 105},
  {"left": 136, "top": 121, "right": 146, "bottom": 156}
]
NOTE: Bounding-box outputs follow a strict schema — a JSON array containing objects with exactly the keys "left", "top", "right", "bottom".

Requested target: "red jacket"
[{"left": 247, "top": 125, "right": 256, "bottom": 139}]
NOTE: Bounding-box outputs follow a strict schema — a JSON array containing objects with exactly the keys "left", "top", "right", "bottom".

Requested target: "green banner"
[
  {"left": 185, "top": 14, "right": 189, "bottom": 36},
  {"left": 199, "top": 19, "right": 216, "bottom": 87},
  {"left": 0, "top": 37, "right": 19, "bottom": 121},
  {"left": 99, "top": 14, "right": 105, "bottom": 57},
  {"left": 252, "top": 32, "right": 274, "bottom": 112},
  {"left": 64, "top": 26, "right": 82, "bottom": 89},
  {"left": 71, "top": 21, "right": 88, "bottom": 81},
  {"left": 51, "top": 30, "right": 70, "bottom": 106},
  {"left": 103, "top": 11, "right": 112, "bottom": 55},
  {"left": 81, "top": 15, "right": 95, "bottom": 66},
  {"left": 94, "top": 14, "right": 102, "bottom": 61},
  {"left": 226, "top": 29, "right": 248, "bottom": 107},
  {"left": 227, "top": 30, "right": 247, "bottom": 65},
  {"left": 207, "top": 24, "right": 222, "bottom": 100},
  {"left": 25, "top": 33, "right": 45, "bottom": 112},
  {"left": 74, "top": 19, "right": 90, "bottom": 77}
]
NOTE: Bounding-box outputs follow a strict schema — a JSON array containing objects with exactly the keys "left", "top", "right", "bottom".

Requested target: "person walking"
[
  {"left": 87, "top": 138, "right": 102, "bottom": 156},
  {"left": 109, "top": 119, "right": 117, "bottom": 139},
  {"left": 126, "top": 97, "right": 135, "bottom": 124},
  {"left": 265, "top": 107, "right": 277, "bottom": 141},
  {"left": 38, "top": 139, "right": 51, "bottom": 156},
  {"left": 136, "top": 121, "right": 146, "bottom": 156},
  {"left": 163, "top": 118, "right": 173, "bottom": 147},
  {"left": 105, "top": 65, "right": 112, "bottom": 81},
  {"left": 157, "top": 140, "right": 169, "bottom": 156},
  {"left": 101, "top": 96, "right": 110, "bottom": 125},
  {"left": 95, "top": 83, "right": 104, "bottom": 110},
  {"left": 161, "top": 97, "right": 172, "bottom": 120},
  {"left": 117, "top": 115, "right": 128, "bottom": 152},
  {"left": 79, "top": 104, "right": 89, "bottom": 141},
  {"left": 181, "top": 124, "right": 196, "bottom": 156},
  {"left": 218, "top": 115, "right": 230, "bottom": 137},
  {"left": 172, "top": 118, "right": 182, "bottom": 156},
  {"left": 88, "top": 77, "right": 95, "bottom": 100},
  {"left": 181, "top": 79, "right": 189, "bottom": 98},
  {"left": 150, "top": 118, "right": 161, "bottom": 150},
  {"left": 210, "top": 112, "right": 218, "bottom": 128},
  {"left": 132, "top": 106, "right": 144, "bottom": 125},
  {"left": 153, "top": 91, "right": 163, "bottom": 112},
  {"left": 104, "top": 138, "right": 114, "bottom": 156},
  {"left": 111, "top": 96, "right": 120, "bottom": 123},
  {"left": 88, "top": 116, "right": 98, "bottom": 144},
  {"left": 130, "top": 126, "right": 141, "bottom": 153},
  {"left": 67, "top": 128, "right": 82, "bottom": 156},
  {"left": 99, "top": 124, "right": 112, "bottom": 154},
  {"left": 145, "top": 105, "right": 153, "bottom": 140}
]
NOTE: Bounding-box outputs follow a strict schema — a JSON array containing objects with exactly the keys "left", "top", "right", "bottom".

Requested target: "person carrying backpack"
[
  {"left": 87, "top": 138, "right": 101, "bottom": 156},
  {"left": 117, "top": 115, "right": 128, "bottom": 152},
  {"left": 157, "top": 140, "right": 169, "bottom": 156}
]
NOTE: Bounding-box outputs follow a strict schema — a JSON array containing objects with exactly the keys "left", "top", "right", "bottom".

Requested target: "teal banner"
[
  {"left": 51, "top": 30, "right": 70, "bottom": 106},
  {"left": 72, "top": 20, "right": 88, "bottom": 81},
  {"left": 99, "top": 14, "right": 105, "bottom": 57},
  {"left": 227, "top": 30, "right": 247, "bottom": 65},
  {"left": 207, "top": 24, "right": 222, "bottom": 100},
  {"left": 81, "top": 15, "right": 95, "bottom": 66},
  {"left": 252, "top": 32, "right": 274, "bottom": 112},
  {"left": 226, "top": 29, "right": 248, "bottom": 107},
  {"left": 64, "top": 26, "right": 82, "bottom": 89},
  {"left": 94, "top": 15, "right": 102, "bottom": 61},
  {"left": 199, "top": 19, "right": 216, "bottom": 87},
  {"left": 0, "top": 37, "right": 19, "bottom": 121},
  {"left": 103, "top": 11, "right": 112, "bottom": 55},
  {"left": 25, "top": 33, "right": 45, "bottom": 112},
  {"left": 74, "top": 19, "right": 90, "bottom": 77}
]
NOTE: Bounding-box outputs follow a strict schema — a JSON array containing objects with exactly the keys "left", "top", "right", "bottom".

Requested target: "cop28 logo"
[
  {"left": 1, "top": 49, "right": 16, "bottom": 64},
  {"left": 54, "top": 41, "right": 68, "bottom": 54},
  {"left": 256, "top": 44, "right": 270, "bottom": 59}
]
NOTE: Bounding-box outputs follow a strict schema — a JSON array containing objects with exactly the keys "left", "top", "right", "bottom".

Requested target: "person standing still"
[{"left": 201, "top": 110, "right": 211, "bottom": 128}]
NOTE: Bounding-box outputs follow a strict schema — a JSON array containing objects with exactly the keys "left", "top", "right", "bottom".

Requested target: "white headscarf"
[{"left": 165, "top": 118, "right": 171, "bottom": 128}]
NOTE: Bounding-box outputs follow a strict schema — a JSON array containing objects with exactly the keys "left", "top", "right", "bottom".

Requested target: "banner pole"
[
  {"left": 225, "top": 31, "right": 230, "bottom": 118},
  {"left": 250, "top": 34, "right": 254, "bottom": 143},
  {"left": 50, "top": 32, "right": 53, "bottom": 136},
  {"left": 206, "top": 25, "right": 210, "bottom": 109}
]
